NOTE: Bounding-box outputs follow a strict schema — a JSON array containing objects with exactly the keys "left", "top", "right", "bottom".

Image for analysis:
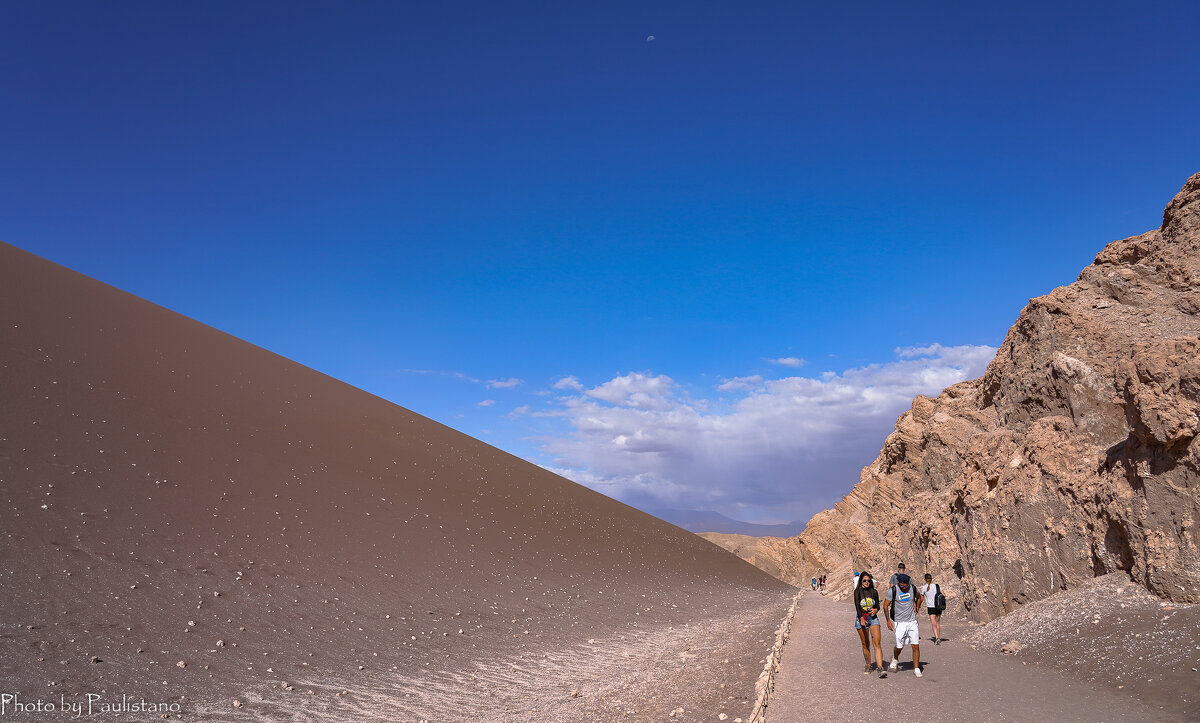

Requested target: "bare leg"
[
  {"left": 931, "top": 613, "right": 941, "bottom": 641},
  {"left": 857, "top": 626, "right": 871, "bottom": 665},
  {"left": 912, "top": 643, "right": 921, "bottom": 671},
  {"left": 870, "top": 625, "right": 884, "bottom": 669}
]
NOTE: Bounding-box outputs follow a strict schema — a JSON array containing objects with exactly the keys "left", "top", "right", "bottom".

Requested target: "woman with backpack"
[
  {"left": 854, "top": 571, "right": 887, "bottom": 678},
  {"left": 921, "top": 573, "right": 944, "bottom": 644}
]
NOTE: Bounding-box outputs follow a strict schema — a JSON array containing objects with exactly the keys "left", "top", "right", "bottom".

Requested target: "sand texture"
[{"left": 0, "top": 240, "right": 794, "bottom": 720}]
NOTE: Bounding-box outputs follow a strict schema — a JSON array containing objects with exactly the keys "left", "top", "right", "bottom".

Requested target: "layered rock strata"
[{"left": 795, "top": 173, "right": 1200, "bottom": 621}]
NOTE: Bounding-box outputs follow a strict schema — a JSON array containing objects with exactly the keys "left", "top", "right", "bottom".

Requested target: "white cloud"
[
  {"left": 584, "top": 372, "right": 674, "bottom": 410},
  {"left": 767, "top": 356, "right": 806, "bottom": 367},
  {"left": 487, "top": 377, "right": 524, "bottom": 389},
  {"left": 717, "top": 375, "right": 764, "bottom": 392},
  {"left": 538, "top": 344, "right": 996, "bottom": 522},
  {"left": 400, "top": 368, "right": 482, "bottom": 384},
  {"left": 553, "top": 376, "right": 584, "bottom": 390},
  {"left": 508, "top": 404, "right": 532, "bottom": 418},
  {"left": 477, "top": 399, "right": 496, "bottom": 407},
  {"left": 401, "top": 369, "right": 526, "bottom": 389}
]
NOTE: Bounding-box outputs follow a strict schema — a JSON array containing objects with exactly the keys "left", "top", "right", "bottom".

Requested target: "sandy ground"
[
  {"left": 766, "top": 591, "right": 1175, "bottom": 722},
  {"left": 182, "top": 592, "right": 789, "bottom": 722},
  {"left": 966, "top": 572, "right": 1200, "bottom": 721}
]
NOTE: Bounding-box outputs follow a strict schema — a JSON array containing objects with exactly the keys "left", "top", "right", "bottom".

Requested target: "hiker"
[
  {"left": 819, "top": 575, "right": 826, "bottom": 592},
  {"left": 883, "top": 572, "right": 925, "bottom": 677},
  {"left": 854, "top": 571, "right": 887, "bottom": 678},
  {"left": 921, "top": 573, "right": 944, "bottom": 644},
  {"left": 811, "top": 576, "right": 817, "bottom": 591},
  {"left": 888, "top": 562, "right": 907, "bottom": 587},
  {"left": 852, "top": 571, "right": 861, "bottom": 590}
]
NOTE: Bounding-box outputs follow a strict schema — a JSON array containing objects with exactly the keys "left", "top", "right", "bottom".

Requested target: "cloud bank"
[{"left": 536, "top": 343, "right": 996, "bottom": 523}]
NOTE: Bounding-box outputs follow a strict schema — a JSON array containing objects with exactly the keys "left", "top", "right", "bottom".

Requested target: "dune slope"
[{"left": 0, "top": 241, "right": 793, "bottom": 720}]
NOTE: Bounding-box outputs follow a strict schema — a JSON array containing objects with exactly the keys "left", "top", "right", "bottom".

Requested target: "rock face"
[{"left": 795, "top": 173, "right": 1200, "bottom": 621}]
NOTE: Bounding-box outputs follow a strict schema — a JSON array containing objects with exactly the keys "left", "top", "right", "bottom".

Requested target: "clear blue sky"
[{"left": 4, "top": 1, "right": 1199, "bottom": 523}]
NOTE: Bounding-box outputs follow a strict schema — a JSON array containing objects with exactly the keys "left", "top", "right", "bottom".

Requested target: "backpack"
[
  {"left": 889, "top": 585, "right": 911, "bottom": 620},
  {"left": 933, "top": 584, "right": 946, "bottom": 612}
]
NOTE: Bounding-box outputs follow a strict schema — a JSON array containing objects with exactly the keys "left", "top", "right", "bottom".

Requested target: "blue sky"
[{"left": 4, "top": 1, "right": 1199, "bottom": 523}]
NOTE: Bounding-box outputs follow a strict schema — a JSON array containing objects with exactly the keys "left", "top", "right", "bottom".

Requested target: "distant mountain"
[{"left": 650, "top": 508, "right": 806, "bottom": 537}]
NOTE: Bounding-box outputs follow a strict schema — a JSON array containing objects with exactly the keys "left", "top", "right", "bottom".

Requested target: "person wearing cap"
[
  {"left": 888, "top": 562, "right": 907, "bottom": 587},
  {"left": 882, "top": 572, "right": 926, "bottom": 677}
]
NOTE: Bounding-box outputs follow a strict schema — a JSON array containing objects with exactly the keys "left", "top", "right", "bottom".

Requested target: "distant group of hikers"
[
  {"left": 810, "top": 575, "right": 826, "bottom": 592},
  {"left": 851, "top": 562, "right": 945, "bottom": 678}
]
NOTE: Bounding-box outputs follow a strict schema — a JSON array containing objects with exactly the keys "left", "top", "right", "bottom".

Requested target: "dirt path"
[{"left": 766, "top": 593, "right": 1172, "bottom": 722}]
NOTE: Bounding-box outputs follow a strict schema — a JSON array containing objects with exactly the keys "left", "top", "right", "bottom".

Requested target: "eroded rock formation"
[
  {"left": 697, "top": 533, "right": 808, "bottom": 586},
  {"left": 794, "top": 172, "right": 1200, "bottom": 621}
]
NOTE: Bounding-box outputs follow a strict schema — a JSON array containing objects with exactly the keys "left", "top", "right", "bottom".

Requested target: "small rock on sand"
[{"left": 1000, "top": 640, "right": 1023, "bottom": 655}]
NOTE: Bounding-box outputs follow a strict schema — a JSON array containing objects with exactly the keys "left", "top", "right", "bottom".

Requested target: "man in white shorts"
[{"left": 883, "top": 573, "right": 925, "bottom": 677}]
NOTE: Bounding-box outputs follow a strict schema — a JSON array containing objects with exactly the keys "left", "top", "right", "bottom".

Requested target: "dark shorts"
[{"left": 927, "top": 608, "right": 941, "bottom": 616}]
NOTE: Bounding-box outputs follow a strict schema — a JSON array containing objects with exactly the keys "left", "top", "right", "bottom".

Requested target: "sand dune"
[{"left": 0, "top": 241, "right": 793, "bottom": 721}]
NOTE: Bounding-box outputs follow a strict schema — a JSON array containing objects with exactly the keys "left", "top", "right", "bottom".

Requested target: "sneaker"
[
  {"left": 864, "top": 663, "right": 871, "bottom": 674},
  {"left": 878, "top": 670, "right": 888, "bottom": 679},
  {"left": 935, "top": 638, "right": 941, "bottom": 645},
  {"left": 914, "top": 667, "right": 923, "bottom": 677},
  {"left": 888, "top": 660, "right": 898, "bottom": 672}
]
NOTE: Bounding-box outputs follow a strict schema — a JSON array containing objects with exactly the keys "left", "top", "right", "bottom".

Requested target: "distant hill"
[
  {"left": 697, "top": 533, "right": 807, "bottom": 587},
  {"left": 650, "top": 508, "right": 806, "bottom": 537}
]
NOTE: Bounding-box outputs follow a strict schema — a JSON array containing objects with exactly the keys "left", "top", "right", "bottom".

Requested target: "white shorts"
[{"left": 894, "top": 620, "right": 920, "bottom": 647}]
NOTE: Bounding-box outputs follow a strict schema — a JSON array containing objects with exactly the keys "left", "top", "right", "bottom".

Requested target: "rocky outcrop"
[
  {"left": 698, "top": 533, "right": 808, "bottom": 586},
  {"left": 794, "top": 173, "right": 1200, "bottom": 621}
]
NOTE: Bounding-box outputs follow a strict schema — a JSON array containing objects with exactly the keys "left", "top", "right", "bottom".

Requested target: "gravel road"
[{"left": 766, "top": 592, "right": 1172, "bottom": 722}]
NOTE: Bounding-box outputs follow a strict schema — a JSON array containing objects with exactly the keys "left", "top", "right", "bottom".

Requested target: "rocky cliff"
[{"left": 795, "top": 172, "right": 1200, "bottom": 621}]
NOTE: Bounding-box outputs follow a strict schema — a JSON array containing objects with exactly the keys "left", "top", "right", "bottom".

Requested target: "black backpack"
[
  {"left": 933, "top": 584, "right": 946, "bottom": 612},
  {"left": 889, "top": 585, "right": 909, "bottom": 620}
]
